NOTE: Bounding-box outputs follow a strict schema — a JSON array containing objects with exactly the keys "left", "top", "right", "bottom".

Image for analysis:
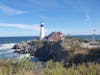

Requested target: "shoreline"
[{"left": 0, "top": 43, "right": 16, "bottom": 50}]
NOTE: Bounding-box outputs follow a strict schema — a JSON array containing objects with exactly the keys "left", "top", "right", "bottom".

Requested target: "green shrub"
[
  {"left": 39, "top": 61, "right": 100, "bottom": 75},
  {"left": 44, "top": 60, "right": 66, "bottom": 75},
  {"left": 0, "top": 58, "right": 33, "bottom": 75},
  {"left": 0, "top": 60, "right": 12, "bottom": 75}
]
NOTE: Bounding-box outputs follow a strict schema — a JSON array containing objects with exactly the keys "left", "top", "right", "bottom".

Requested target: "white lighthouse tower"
[{"left": 40, "top": 21, "right": 45, "bottom": 40}]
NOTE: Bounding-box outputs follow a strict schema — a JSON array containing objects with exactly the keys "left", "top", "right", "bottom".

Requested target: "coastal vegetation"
[
  {"left": 0, "top": 59, "right": 100, "bottom": 75},
  {"left": 1, "top": 37, "right": 100, "bottom": 75},
  {"left": 34, "top": 40, "right": 100, "bottom": 65},
  {"left": 0, "top": 58, "right": 33, "bottom": 75},
  {"left": 35, "top": 61, "right": 100, "bottom": 75}
]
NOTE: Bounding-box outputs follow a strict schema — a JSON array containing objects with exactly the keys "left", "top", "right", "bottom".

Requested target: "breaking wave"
[{"left": 0, "top": 43, "right": 15, "bottom": 50}]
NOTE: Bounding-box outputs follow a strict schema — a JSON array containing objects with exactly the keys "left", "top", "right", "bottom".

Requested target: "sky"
[{"left": 0, "top": 0, "right": 100, "bottom": 37}]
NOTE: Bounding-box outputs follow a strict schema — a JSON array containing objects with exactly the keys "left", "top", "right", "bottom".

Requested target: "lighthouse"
[{"left": 40, "top": 21, "right": 45, "bottom": 40}]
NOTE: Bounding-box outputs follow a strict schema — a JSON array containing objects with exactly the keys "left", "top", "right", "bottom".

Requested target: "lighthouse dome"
[{"left": 41, "top": 25, "right": 44, "bottom": 27}]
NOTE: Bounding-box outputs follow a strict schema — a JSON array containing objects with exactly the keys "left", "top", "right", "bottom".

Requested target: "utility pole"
[{"left": 92, "top": 29, "right": 96, "bottom": 43}]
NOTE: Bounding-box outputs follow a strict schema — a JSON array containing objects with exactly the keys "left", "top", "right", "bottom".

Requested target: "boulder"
[{"left": 13, "top": 41, "right": 33, "bottom": 54}]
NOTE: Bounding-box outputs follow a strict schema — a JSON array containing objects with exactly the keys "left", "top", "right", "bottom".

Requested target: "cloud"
[
  {"left": 0, "top": 5, "right": 27, "bottom": 15},
  {"left": 0, "top": 23, "right": 40, "bottom": 31}
]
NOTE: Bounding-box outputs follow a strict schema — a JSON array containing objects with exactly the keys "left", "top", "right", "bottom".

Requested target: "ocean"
[
  {"left": 71, "top": 35, "right": 100, "bottom": 40},
  {"left": 0, "top": 35, "right": 100, "bottom": 60},
  {"left": 0, "top": 36, "right": 37, "bottom": 59},
  {"left": 0, "top": 36, "right": 38, "bottom": 44}
]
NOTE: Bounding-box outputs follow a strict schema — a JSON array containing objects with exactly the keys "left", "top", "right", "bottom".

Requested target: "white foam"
[
  {"left": 0, "top": 49, "right": 15, "bottom": 55},
  {"left": 0, "top": 43, "right": 15, "bottom": 50}
]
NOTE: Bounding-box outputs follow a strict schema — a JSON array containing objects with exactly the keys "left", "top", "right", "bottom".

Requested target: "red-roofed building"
[{"left": 45, "top": 32, "right": 65, "bottom": 41}]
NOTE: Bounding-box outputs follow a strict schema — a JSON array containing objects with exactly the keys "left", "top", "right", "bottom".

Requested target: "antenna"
[{"left": 41, "top": 16, "right": 46, "bottom": 23}]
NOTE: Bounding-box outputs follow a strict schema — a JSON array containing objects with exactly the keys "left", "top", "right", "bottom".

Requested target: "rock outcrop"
[
  {"left": 13, "top": 41, "right": 32, "bottom": 54},
  {"left": 13, "top": 40, "right": 43, "bottom": 55},
  {"left": 13, "top": 38, "right": 100, "bottom": 66}
]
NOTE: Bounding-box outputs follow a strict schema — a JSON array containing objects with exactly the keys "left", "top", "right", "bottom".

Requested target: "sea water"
[
  {"left": 0, "top": 44, "right": 20, "bottom": 59},
  {"left": 71, "top": 35, "right": 100, "bottom": 40}
]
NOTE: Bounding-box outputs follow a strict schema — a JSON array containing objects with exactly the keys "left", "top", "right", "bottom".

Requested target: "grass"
[
  {"left": 32, "top": 60, "right": 100, "bottom": 75},
  {"left": 0, "top": 58, "right": 100, "bottom": 75},
  {"left": 0, "top": 58, "right": 33, "bottom": 75}
]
